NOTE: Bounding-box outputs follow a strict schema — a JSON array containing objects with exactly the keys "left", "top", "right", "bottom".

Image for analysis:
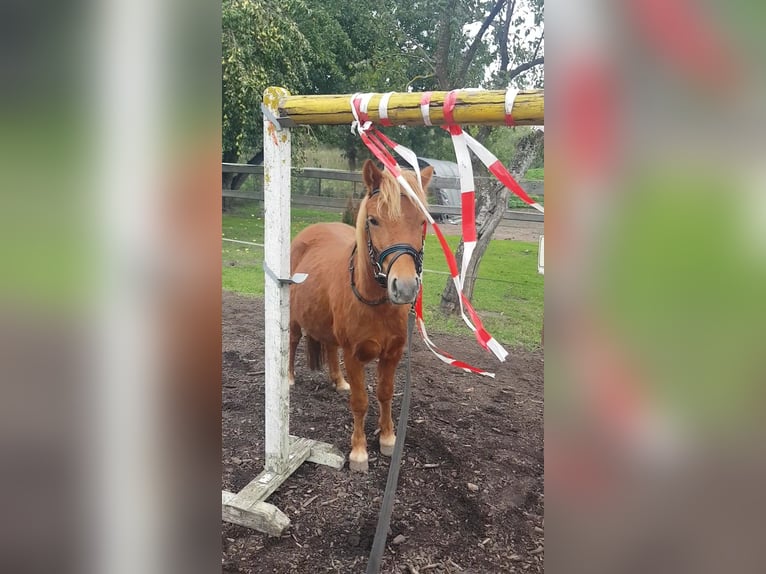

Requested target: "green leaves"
[
  {"left": 222, "top": 0, "right": 544, "bottom": 163},
  {"left": 222, "top": 0, "right": 311, "bottom": 159}
]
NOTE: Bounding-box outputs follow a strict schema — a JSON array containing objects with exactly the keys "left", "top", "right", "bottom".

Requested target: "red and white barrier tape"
[
  {"left": 442, "top": 89, "right": 544, "bottom": 214},
  {"left": 442, "top": 91, "right": 477, "bottom": 288},
  {"left": 353, "top": 98, "right": 503, "bottom": 356},
  {"left": 415, "top": 290, "right": 495, "bottom": 378},
  {"left": 463, "top": 131, "right": 544, "bottom": 213},
  {"left": 349, "top": 94, "right": 509, "bottom": 372}
]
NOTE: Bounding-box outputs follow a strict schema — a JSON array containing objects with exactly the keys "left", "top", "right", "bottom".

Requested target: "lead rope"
[{"left": 366, "top": 310, "right": 416, "bottom": 574}]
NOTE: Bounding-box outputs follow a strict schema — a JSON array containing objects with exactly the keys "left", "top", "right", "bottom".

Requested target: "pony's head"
[{"left": 356, "top": 160, "right": 433, "bottom": 305}]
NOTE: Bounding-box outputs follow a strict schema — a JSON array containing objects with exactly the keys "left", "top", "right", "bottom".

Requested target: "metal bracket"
[
  {"left": 263, "top": 261, "right": 308, "bottom": 285},
  {"left": 261, "top": 103, "right": 283, "bottom": 131}
]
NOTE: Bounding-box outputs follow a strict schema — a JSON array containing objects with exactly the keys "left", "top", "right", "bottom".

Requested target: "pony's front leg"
[
  {"left": 376, "top": 351, "right": 403, "bottom": 457},
  {"left": 343, "top": 351, "right": 369, "bottom": 472}
]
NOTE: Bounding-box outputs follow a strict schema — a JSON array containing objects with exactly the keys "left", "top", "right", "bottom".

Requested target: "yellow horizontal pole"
[{"left": 272, "top": 89, "right": 543, "bottom": 127}]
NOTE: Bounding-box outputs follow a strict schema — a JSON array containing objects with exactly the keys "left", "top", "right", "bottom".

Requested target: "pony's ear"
[
  {"left": 362, "top": 159, "right": 383, "bottom": 193},
  {"left": 420, "top": 166, "right": 434, "bottom": 190}
]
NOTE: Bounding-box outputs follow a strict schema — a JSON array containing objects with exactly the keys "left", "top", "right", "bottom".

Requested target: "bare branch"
[
  {"left": 415, "top": 45, "right": 436, "bottom": 73},
  {"left": 531, "top": 28, "right": 544, "bottom": 62},
  {"left": 499, "top": 0, "right": 516, "bottom": 73},
  {"left": 457, "top": 0, "right": 508, "bottom": 86},
  {"left": 405, "top": 73, "right": 435, "bottom": 91},
  {"left": 507, "top": 56, "right": 544, "bottom": 82}
]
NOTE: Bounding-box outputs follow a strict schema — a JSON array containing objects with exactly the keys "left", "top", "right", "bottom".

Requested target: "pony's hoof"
[
  {"left": 335, "top": 380, "right": 350, "bottom": 392},
  {"left": 349, "top": 450, "right": 368, "bottom": 472},
  {"left": 380, "top": 434, "right": 396, "bottom": 457},
  {"left": 379, "top": 443, "right": 395, "bottom": 457},
  {"left": 349, "top": 458, "right": 369, "bottom": 473}
]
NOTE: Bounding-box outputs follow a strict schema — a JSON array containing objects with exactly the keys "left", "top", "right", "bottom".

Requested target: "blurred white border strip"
[{"left": 94, "top": 0, "right": 166, "bottom": 573}]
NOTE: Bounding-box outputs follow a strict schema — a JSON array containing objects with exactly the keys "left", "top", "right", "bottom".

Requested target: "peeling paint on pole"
[{"left": 263, "top": 87, "right": 291, "bottom": 473}]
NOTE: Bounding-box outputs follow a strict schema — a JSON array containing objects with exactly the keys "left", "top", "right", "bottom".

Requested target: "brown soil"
[{"left": 222, "top": 291, "right": 544, "bottom": 573}]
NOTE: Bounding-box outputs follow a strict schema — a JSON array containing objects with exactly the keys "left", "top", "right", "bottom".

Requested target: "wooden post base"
[{"left": 222, "top": 436, "right": 345, "bottom": 536}]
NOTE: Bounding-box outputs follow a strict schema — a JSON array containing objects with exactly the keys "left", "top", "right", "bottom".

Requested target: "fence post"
[{"left": 263, "top": 87, "right": 291, "bottom": 473}]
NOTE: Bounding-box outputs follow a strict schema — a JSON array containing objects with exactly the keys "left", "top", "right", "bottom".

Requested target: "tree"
[
  {"left": 223, "top": 0, "right": 417, "bottom": 186},
  {"left": 439, "top": 129, "right": 543, "bottom": 314},
  {"left": 221, "top": 0, "right": 544, "bottom": 226},
  {"left": 222, "top": 0, "right": 311, "bottom": 191},
  {"left": 436, "top": 0, "right": 544, "bottom": 314}
]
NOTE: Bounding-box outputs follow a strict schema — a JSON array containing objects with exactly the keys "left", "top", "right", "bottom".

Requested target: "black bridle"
[{"left": 349, "top": 189, "right": 425, "bottom": 306}]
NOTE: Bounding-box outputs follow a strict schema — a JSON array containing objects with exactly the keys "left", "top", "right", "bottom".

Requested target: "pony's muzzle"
[{"left": 388, "top": 275, "right": 420, "bottom": 305}]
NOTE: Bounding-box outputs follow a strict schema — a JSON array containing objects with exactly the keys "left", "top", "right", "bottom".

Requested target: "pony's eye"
[{"left": 368, "top": 216, "right": 379, "bottom": 226}]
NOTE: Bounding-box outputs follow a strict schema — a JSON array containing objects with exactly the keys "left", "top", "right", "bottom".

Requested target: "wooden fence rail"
[
  {"left": 222, "top": 189, "right": 543, "bottom": 223},
  {"left": 223, "top": 163, "right": 543, "bottom": 194},
  {"left": 222, "top": 163, "right": 543, "bottom": 223}
]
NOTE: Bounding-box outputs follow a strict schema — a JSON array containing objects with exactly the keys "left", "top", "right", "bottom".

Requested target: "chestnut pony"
[{"left": 289, "top": 160, "right": 433, "bottom": 472}]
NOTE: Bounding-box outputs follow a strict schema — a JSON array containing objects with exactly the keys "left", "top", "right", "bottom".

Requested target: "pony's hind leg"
[
  {"left": 288, "top": 321, "right": 302, "bottom": 386},
  {"left": 325, "top": 344, "right": 350, "bottom": 392},
  {"left": 343, "top": 350, "right": 369, "bottom": 472},
  {"left": 376, "top": 353, "right": 403, "bottom": 457}
]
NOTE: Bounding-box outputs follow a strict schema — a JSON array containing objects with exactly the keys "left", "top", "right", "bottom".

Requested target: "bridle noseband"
[{"left": 349, "top": 188, "right": 425, "bottom": 306}]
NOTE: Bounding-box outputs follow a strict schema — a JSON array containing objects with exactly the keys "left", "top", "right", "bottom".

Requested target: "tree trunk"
[
  {"left": 439, "top": 130, "right": 543, "bottom": 314},
  {"left": 346, "top": 145, "right": 357, "bottom": 172},
  {"left": 499, "top": 0, "right": 515, "bottom": 74},
  {"left": 230, "top": 150, "right": 263, "bottom": 190},
  {"left": 222, "top": 150, "right": 238, "bottom": 190},
  {"left": 222, "top": 150, "right": 263, "bottom": 211},
  {"left": 439, "top": 179, "right": 510, "bottom": 314}
]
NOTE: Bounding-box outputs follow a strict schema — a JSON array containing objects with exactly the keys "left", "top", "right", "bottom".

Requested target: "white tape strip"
[
  {"left": 451, "top": 130, "right": 475, "bottom": 198},
  {"left": 420, "top": 94, "right": 433, "bottom": 126},
  {"left": 390, "top": 141, "right": 423, "bottom": 190},
  {"left": 505, "top": 88, "right": 519, "bottom": 122},
  {"left": 486, "top": 337, "right": 509, "bottom": 362},
  {"left": 359, "top": 92, "right": 374, "bottom": 117},
  {"left": 463, "top": 132, "right": 496, "bottom": 166},
  {"left": 349, "top": 93, "right": 362, "bottom": 131},
  {"left": 462, "top": 241, "right": 476, "bottom": 289},
  {"left": 378, "top": 91, "right": 394, "bottom": 123}
]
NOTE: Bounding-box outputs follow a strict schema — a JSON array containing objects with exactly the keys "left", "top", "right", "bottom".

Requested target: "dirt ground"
[{"left": 222, "top": 291, "right": 544, "bottom": 573}]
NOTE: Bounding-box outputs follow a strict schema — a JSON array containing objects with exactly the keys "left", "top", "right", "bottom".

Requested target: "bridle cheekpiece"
[{"left": 349, "top": 188, "right": 425, "bottom": 306}]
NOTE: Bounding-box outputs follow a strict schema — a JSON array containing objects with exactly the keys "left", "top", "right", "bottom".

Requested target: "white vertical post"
[{"left": 263, "top": 87, "right": 291, "bottom": 473}]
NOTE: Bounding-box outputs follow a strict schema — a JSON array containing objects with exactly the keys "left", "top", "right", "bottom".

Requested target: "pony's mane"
[{"left": 355, "top": 169, "right": 427, "bottom": 250}]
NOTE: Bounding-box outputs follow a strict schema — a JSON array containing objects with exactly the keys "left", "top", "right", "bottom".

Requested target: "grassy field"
[
  {"left": 508, "top": 194, "right": 543, "bottom": 209},
  {"left": 299, "top": 146, "right": 350, "bottom": 170},
  {"left": 223, "top": 207, "right": 543, "bottom": 349}
]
